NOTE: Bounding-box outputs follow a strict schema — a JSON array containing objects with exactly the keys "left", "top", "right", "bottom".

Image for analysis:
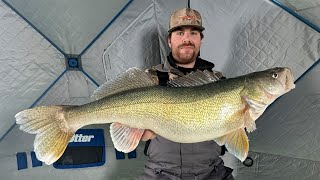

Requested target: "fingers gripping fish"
[{"left": 15, "top": 67, "right": 295, "bottom": 165}]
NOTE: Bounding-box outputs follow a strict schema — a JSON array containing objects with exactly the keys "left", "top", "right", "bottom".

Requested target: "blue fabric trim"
[
  {"left": 78, "top": 0, "right": 134, "bottom": 57},
  {"left": 77, "top": 67, "right": 100, "bottom": 87},
  {"left": 0, "top": 69, "right": 67, "bottom": 143},
  {"left": 115, "top": 149, "right": 126, "bottom": 160},
  {"left": 271, "top": 0, "right": 320, "bottom": 33},
  {"left": 53, "top": 161, "right": 106, "bottom": 169},
  {"left": 30, "top": 69, "right": 68, "bottom": 108},
  {"left": 295, "top": 59, "right": 320, "bottom": 83},
  {"left": 16, "top": 152, "right": 28, "bottom": 170},
  {"left": 0, "top": 122, "right": 16, "bottom": 143},
  {"left": 2, "top": 0, "right": 67, "bottom": 57},
  {"left": 31, "top": 151, "right": 42, "bottom": 167},
  {"left": 263, "top": 1, "right": 320, "bottom": 110},
  {"left": 128, "top": 150, "right": 137, "bottom": 159}
]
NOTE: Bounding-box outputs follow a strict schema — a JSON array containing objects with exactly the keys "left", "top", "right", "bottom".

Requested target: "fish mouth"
[
  {"left": 284, "top": 68, "right": 295, "bottom": 92},
  {"left": 263, "top": 67, "right": 295, "bottom": 97}
]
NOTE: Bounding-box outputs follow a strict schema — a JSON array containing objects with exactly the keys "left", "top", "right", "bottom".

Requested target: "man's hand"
[{"left": 141, "top": 130, "right": 156, "bottom": 141}]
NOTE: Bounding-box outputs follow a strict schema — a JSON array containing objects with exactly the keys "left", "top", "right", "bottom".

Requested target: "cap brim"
[{"left": 168, "top": 25, "right": 205, "bottom": 33}]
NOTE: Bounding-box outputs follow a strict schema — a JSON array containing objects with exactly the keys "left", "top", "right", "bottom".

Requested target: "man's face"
[{"left": 168, "top": 27, "right": 202, "bottom": 65}]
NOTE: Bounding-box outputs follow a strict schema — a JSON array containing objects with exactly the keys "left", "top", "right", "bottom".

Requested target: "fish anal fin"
[
  {"left": 215, "top": 128, "right": 249, "bottom": 162},
  {"left": 110, "top": 123, "right": 145, "bottom": 153}
]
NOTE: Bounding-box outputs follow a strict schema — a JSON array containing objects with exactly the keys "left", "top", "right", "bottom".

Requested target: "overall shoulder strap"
[{"left": 156, "top": 70, "right": 170, "bottom": 86}]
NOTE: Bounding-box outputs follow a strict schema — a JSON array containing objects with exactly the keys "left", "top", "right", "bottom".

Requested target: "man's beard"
[
  {"left": 175, "top": 51, "right": 197, "bottom": 64},
  {"left": 173, "top": 42, "right": 198, "bottom": 64}
]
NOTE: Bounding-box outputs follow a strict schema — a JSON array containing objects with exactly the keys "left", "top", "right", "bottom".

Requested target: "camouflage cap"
[{"left": 168, "top": 8, "right": 205, "bottom": 33}]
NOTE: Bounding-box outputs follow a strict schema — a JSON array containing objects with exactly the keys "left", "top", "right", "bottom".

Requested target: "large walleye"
[{"left": 15, "top": 67, "right": 295, "bottom": 165}]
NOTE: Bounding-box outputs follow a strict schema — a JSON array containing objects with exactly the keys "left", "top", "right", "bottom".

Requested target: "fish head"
[{"left": 249, "top": 67, "right": 295, "bottom": 102}]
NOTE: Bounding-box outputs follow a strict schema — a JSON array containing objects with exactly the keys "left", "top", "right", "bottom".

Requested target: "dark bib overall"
[{"left": 139, "top": 57, "right": 234, "bottom": 179}]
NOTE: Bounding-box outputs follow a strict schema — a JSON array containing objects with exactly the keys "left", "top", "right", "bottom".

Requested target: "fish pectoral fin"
[
  {"left": 242, "top": 108, "right": 257, "bottom": 133},
  {"left": 214, "top": 128, "right": 249, "bottom": 162},
  {"left": 243, "top": 96, "right": 267, "bottom": 112},
  {"left": 110, "top": 122, "right": 145, "bottom": 153},
  {"left": 243, "top": 96, "right": 267, "bottom": 116},
  {"left": 242, "top": 96, "right": 267, "bottom": 132}
]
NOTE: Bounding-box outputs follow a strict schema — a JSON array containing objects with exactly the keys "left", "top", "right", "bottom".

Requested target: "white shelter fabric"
[{"left": 0, "top": 0, "right": 319, "bottom": 179}]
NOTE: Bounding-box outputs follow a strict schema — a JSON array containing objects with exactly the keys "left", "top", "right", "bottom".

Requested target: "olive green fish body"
[
  {"left": 65, "top": 79, "right": 246, "bottom": 143},
  {"left": 15, "top": 67, "right": 295, "bottom": 165}
]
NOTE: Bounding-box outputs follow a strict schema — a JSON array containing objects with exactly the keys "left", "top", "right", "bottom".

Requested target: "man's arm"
[{"left": 141, "top": 130, "right": 156, "bottom": 141}]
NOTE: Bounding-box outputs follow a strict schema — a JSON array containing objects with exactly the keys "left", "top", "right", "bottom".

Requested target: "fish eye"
[{"left": 272, "top": 73, "right": 278, "bottom": 78}]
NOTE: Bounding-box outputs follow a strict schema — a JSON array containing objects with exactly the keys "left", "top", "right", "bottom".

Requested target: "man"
[{"left": 139, "top": 8, "right": 234, "bottom": 180}]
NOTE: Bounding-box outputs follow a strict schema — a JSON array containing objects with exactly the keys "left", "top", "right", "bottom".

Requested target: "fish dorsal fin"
[
  {"left": 167, "top": 70, "right": 221, "bottom": 87},
  {"left": 110, "top": 123, "right": 145, "bottom": 153},
  {"left": 92, "top": 67, "right": 157, "bottom": 100},
  {"left": 214, "top": 128, "right": 249, "bottom": 162}
]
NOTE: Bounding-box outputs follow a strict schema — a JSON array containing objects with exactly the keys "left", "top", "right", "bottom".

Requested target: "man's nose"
[{"left": 182, "top": 33, "right": 191, "bottom": 43}]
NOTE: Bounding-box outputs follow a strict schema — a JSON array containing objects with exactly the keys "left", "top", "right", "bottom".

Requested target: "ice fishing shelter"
[{"left": 0, "top": 0, "right": 319, "bottom": 179}]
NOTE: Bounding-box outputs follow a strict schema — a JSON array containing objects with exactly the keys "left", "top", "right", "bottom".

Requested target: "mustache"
[{"left": 178, "top": 43, "right": 195, "bottom": 48}]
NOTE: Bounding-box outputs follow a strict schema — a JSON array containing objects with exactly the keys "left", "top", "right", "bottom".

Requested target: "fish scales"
[
  {"left": 64, "top": 78, "right": 246, "bottom": 143},
  {"left": 15, "top": 67, "right": 295, "bottom": 164}
]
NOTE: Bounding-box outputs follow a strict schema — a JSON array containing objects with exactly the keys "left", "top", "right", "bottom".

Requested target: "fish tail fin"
[{"left": 15, "top": 105, "right": 75, "bottom": 165}]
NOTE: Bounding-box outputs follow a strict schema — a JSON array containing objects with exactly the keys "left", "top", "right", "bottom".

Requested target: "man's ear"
[{"left": 168, "top": 36, "right": 172, "bottom": 48}]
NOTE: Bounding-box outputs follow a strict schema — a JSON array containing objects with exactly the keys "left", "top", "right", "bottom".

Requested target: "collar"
[{"left": 157, "top": 52, "right": 215, "bottom": 75}]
